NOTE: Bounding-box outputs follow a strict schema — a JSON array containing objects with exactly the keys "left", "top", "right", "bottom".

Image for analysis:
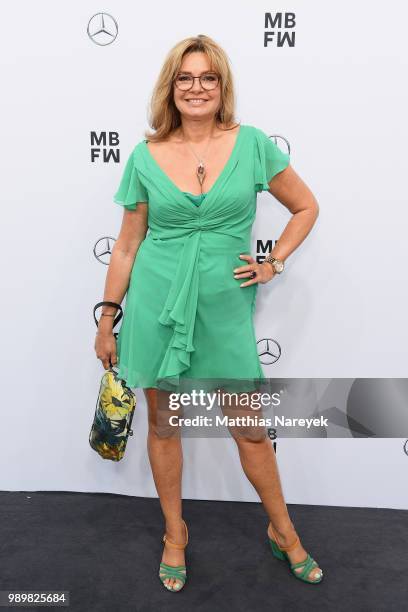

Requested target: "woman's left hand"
[{"left": 233, "top": 254, "right": 275, "bottom": 287}]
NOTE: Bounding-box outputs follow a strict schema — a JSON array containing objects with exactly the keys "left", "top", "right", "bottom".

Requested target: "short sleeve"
[
  {"left": 254, "top": 128, "right": 290, "bottom": 192},
  {"left": 113, "top": 149, "right": 149, "bottom": 210}
]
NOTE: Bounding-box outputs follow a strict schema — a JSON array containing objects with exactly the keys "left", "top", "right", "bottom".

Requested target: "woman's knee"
[
  {"left": 144, "top": 388, "right": 183, "bottom": 438},
  {"left": 147, "top": 409, "right": 181, "bottom": 440},
  {"left": 148, "top": 420, "right": 181, "bottom": 440},
  {"left": 228, "top": 426, "right": 268, "bottom": 445}
]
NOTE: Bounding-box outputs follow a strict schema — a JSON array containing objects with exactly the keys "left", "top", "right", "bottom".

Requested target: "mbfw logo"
[
  {"left": 94, "top": 237, "right": 116, "bottom": 265},
  {"left": 87, "top": 13, "right": 118, "bottom": 46},
  {"left": 90, "top": 132, "right": 120, "bottom": 163},
  {"left": 264, "top": 13, "right": 296, "bottom": 47},
  {"left": 257, "top": 338, "right": 281, "bottom": 365}
]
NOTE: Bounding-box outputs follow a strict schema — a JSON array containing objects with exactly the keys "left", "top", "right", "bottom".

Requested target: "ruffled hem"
[{"left": 115, "top": 361, "right": 268, "bottom": 394}]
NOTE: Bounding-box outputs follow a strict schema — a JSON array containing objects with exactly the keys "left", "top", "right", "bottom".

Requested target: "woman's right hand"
[{"left": 94, "top": 330, "right": 118, "bottom": 370}]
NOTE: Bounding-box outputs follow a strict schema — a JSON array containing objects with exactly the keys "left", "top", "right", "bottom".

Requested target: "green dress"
[{"left": 113, "top": 124, "right": 290, "bottom": 392}]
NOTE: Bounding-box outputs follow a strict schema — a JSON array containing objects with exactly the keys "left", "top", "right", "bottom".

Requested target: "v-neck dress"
[{"left": 113, "top": 124, "right": 290, "bottom": 392}]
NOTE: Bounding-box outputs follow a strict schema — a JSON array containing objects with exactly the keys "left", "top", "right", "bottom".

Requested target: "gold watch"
[{"left": 264, "top": 254, "right": 285, "bottom": 274}]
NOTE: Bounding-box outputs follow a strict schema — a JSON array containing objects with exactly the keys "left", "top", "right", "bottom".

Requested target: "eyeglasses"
[{"left": 174, "top": 72, "right": 220, "bottom": 91}]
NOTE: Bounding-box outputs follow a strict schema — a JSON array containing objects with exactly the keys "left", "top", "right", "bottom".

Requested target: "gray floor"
[{"left": 1, "top": 491, "right": 407, "bottom": 611}]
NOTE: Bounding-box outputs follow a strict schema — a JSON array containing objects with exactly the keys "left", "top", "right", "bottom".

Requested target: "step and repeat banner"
[{"left": 2, "top": 1, "right": 407, "bottom": 509}]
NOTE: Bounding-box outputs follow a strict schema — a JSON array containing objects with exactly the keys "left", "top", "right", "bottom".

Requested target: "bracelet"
[
  {"left": 264, "top": 254, "right": 285, "bottom": 274},
  {"left": 93, "top": 301, "right": 123, "bottom": 330}
]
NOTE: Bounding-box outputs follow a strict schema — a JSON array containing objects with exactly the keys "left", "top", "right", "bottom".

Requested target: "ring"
[{"left": 250, "top": 271, "right": 256, "bottom": 279}]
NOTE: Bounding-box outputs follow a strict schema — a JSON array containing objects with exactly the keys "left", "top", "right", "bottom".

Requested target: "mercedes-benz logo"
[
  {"left": 87, "top": 13, "right": 118, "bottom": 46},
  {"left": 94, "top": 236, "right": 116, "bottom": 265},
  {"left": 269, "top": 135, "right": 290, "bottom": 156},
  {"left": 257, "top": 338, "right": 281, "bottom": 365},
  {"left": 404, "top": 439, "right": 408, "bottom": 456}
]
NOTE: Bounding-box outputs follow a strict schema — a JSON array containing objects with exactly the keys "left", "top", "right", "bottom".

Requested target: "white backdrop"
[{"left": 1, "top": 1, "right": 408, "bottom": 509}]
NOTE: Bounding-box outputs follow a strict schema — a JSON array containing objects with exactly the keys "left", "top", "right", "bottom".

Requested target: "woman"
[{"left": 95, "top": 34, "right": 322, "bottom": 591}]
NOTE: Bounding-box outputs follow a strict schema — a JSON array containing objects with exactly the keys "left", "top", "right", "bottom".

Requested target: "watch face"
[{"left": 275, "top": 260, "right": 284, "bottom": 273}]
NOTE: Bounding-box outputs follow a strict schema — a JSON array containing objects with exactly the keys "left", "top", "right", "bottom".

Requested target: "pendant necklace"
[{"left": 181, "top": 129, "right": 215, "bottom": 192}]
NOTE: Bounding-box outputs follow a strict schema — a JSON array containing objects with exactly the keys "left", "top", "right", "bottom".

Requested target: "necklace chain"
[
  {"left": 181, "top": 127, "right": 215, "bottom": 190},
  {"left": 182, "top": 133, "right": 213, "bottom": 163}
]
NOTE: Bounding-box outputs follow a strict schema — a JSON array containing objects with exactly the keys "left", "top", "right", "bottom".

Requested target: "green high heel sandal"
[
  {"left": 159, "top": 519, "right": 188, "bottom": 592},
  {"left": 267, "top": 522, "right": 323, "bottom": 584}
]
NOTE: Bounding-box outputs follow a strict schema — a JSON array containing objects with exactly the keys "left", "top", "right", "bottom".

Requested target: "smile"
[{"left": 185, "top": 99, "right": 208, "bottom": 105}]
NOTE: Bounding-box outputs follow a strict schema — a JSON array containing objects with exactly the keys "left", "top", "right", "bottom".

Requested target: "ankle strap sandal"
[
  {"left": 268, "top": 522, "right": 323, "bottom": 584},
  {"left": 159, "top": 519, "right": 189, "bottom": 592}
]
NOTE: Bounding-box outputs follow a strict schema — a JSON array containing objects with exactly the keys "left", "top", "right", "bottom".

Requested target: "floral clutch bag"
[
  {"left": 89, "top": 367, "right": 136, "bottom": 461},
  {"left": 89, "top": 301, "right": 136, "bottom": 461}
]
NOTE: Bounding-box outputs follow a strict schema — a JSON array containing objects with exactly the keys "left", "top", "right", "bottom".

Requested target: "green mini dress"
[{"left": 113, "top": 124, "right": 290, "bottom": 392}]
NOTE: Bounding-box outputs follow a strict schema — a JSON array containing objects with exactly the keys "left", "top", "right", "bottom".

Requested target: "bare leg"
[
  {"left": 219, "top": 389, "right": 322, "bottom": 581},
  {"left": 144, "top": 387, "right": 187, "bottom": 590}
]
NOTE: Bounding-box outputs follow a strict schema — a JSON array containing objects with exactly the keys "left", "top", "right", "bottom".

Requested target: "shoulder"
[
  {"left": 239, "top": 124, "right": 270, "bottom": 147},
  {"left": 129, "top": 139, "right": 149, "bottom": 165},
  {"left": 132, "top": 139, "right": 148, "bottom": 154},
  {"left": 242, "top": 124, "right": 269, "bottom": 139},
  {"left": 120, "top": 140, "right": 146, "bottom": 163},
  {"left": 240, "top": 124, "right": 261, "bottom": 133},
  {"left": 117, "top": 140, "right": 150, "bottom": 178}
]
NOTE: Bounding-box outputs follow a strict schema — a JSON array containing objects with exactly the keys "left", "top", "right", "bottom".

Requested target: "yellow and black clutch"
[
  {"left": 90, "top": 301, "right": 136, "bottom": 461},
  {"left": 89, "top": 366, "right": 136, "bottom": 461}
]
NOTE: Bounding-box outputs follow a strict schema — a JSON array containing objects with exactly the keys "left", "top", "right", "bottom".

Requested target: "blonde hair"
[{"left": 145, "top": 34, "right": 239, "bottom": 142}]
